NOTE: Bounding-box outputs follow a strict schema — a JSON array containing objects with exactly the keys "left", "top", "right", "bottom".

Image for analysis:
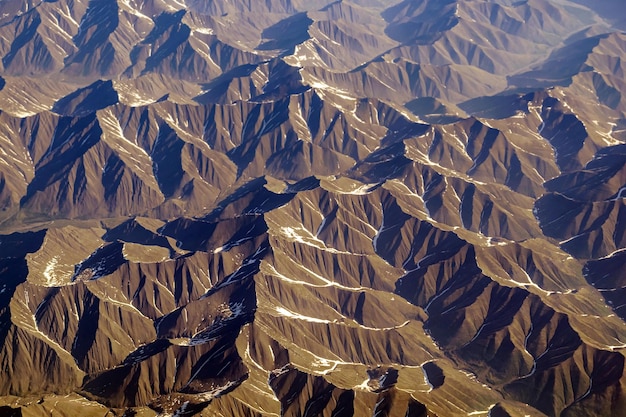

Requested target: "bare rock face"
[{"left": 0, "top": 0, "right": 626, "bottom": 416}]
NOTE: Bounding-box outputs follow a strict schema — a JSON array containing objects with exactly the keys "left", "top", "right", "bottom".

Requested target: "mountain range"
[{"left": 0, "top": 0, "right": 625, "bottom": 416}]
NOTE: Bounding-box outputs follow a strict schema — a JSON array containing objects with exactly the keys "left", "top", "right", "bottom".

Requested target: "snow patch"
[
  {"left": 274, "top": 306, "right": 332, "bottom": 324},
  {"left": 43, "top": 256, "right": 64, "bottom": 287}
]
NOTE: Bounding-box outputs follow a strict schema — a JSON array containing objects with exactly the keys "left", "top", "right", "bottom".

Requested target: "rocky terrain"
[{"left": 0, "top": 0, "right": 625, "bottom": 416}]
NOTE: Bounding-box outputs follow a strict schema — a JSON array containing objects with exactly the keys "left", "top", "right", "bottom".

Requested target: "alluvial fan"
[{"left": 0, "top": 0, "right": 625, "bottom": 416}]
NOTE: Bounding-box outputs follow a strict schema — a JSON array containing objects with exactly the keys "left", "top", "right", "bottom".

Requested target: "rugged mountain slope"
[{"left": 0, "top": 0, "right": 625, "bottom": 416}]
